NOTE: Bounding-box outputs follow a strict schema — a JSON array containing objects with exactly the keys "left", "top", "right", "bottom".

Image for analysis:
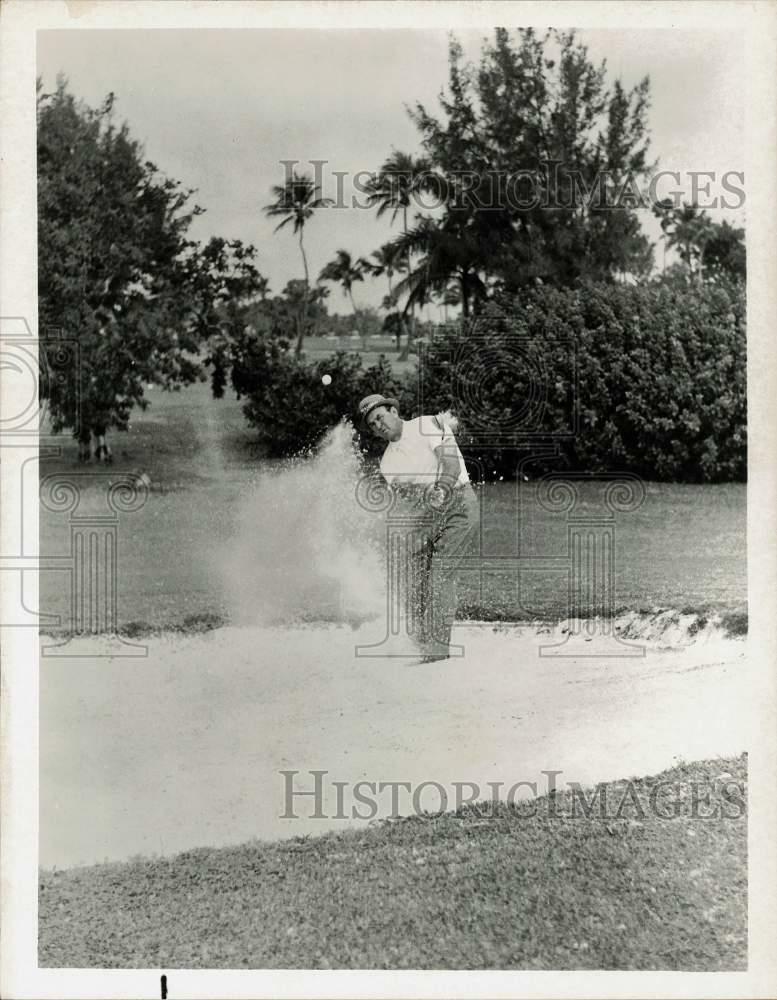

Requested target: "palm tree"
[
  {"left": 318, "top": 249, "right": 364, "bottom": 314},
  {"left": 653, "top": 201, "right": 715, "bottom": 286},
  {"left": 309, "top": 283, "right": 330, "bottom": 337},
  {"left": 367, "top": 151, "right": 433, "bottom": 352},
  {"left": 361, "top": 242, "right": 406, "bottom": 306},
  {"left": 263, "top": 172, "right": 331, "bottom": 354},
  {"left": 439, "top": 283, "right": 461, "bottom": 323},
  {"left": 389, "top": 214, "right": 487, "bottom": 321}
]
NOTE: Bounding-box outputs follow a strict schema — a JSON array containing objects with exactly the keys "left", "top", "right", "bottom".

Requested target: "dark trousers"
[{"left": 407, "top": 485, "right": 480, "bottom": 655}]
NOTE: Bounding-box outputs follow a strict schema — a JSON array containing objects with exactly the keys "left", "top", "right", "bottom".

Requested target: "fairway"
[{"left": 38, "top": 381, "right": 748, "bottom": 634}]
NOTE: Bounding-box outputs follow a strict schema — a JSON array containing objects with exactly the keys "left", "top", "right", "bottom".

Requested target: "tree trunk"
[
  {"left": 294, "top": 314, "right": 305, "bottom": 356},
  {"left": 398, "top": 314, "right": 413, "bottom": 361},
  {"left": 460, "top": 277, "right": 470, "bottom": 318},
  {"left": 95, "top": 430, "right": 112, "bottom": 464},
  {"left": 312, "top": 295, "right": 322, "bottom": 338},
  {"left": 77, "top": 427, "right": 92, "bottom": 463},
  {"left": 296, "top": 228, "right": 310, "bottom": 357},
  {"left": 294, "top": 312, "right": 304, "bottom": 356},
  {"left": 401, "top": 203, "right": 414, "bottom": 357}
]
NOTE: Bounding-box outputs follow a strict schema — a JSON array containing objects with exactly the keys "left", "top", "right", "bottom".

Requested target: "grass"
[
  {"left": 38, "top": 379, "right": 747, "bottom": 633},
  {"left": 38, "top": 754, "right": 747, "bottom": 970},
  {"left": 720, "top": 609, "right": 749, "bottom": 636},
  {"left": 302, "top": 335, "right": 418, "bottom": 376}
]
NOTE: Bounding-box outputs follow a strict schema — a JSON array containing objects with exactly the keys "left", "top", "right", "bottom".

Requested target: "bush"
[
  {"left": 236, "top": 282, "right": 746, "bottom": 482},
  {"left": 239, "top": 347, "right": 407, "bottom": 458},
  {"left": 411, "top": 282, "right": 746, "bottom": 482}
]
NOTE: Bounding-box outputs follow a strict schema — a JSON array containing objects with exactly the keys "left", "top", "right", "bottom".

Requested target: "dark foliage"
[
  {"left": 238, "top": 282, "right": 745, "bottom": 483},
  {"left": 37, "top": 79, "right": 262, "bottom": 440}
]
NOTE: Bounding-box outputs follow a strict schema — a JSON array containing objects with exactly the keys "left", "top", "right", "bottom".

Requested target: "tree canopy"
[
  {"left": 318, "top": 249, "right": 365, "bottom": 313},
  {"left": 37, "top": 77, "right": 263, "bottom": 443},
  {"left": 653, "top": 200, "right": 745, "bottom": 285},
  {"left": 383, "top": 29, "right": 656, "bottom": 312}
]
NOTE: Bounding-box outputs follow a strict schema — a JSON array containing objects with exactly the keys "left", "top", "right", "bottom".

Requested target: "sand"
[{"left": 39, "top": 618, "right": 748, "bottom": 869}]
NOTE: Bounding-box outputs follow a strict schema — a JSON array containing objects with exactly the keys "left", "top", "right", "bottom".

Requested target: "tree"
[
  {"left": 255, "top": 273, "right": 271, "bottom": 303},
  {"left": 704, "top": 220, "right": 745, "bottom": 283},
  {"left": 407, "top": 30, "right": 656, "bottom": 291},
  {"left": 206, "top": 274, "right": 336, "bottom": 403},
  {"left": 361, "top": 242, "right": 406, "bottom": 305},
  {"left": 183, "top": 237, "right": 268, "bottom": 399},
  {"left": 37, "top": 78, "right": 257, "bottom": 460},
  {"left": 653, "top": 201, "right": 711, "bottom": 284},
  {"left": 309, "top": 284, "right": 331, "bottom": 337},
  {"left": 263, "top": 171, "right": 331, "bottom": 355},
  {"left": 389, "top": 214, "right": 488, "bottom": 319},
  {"left": 366, "top": 151, "right": 432, "bottom": 353},
  {"left": 318, "top": 249, "right": 364, "bottom": 314},
  {"left": 382, "top": 310, "right": 405, "bottom": 349},
  {"left": 270, "top": 279, "right": 329, "bottom": 342},
  {"left": 438, "top": 282, "right": 461, "bottom": 322},
  {"left": 653, "top": 202, "right": 743, "bottom": 286}
]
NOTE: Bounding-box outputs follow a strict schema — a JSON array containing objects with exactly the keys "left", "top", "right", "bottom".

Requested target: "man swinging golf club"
[{"left": 358, "top": 393, "right": 480, "bottom": 663}]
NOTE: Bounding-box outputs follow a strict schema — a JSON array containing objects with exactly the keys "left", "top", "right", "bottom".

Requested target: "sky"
[{"left": 37, "top": 27, "right": 746, "bottom": 315}]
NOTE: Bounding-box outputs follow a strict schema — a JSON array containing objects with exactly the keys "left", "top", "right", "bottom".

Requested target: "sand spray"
[{"left": 220, "top": 420, "right": 386, "bottom": 627}]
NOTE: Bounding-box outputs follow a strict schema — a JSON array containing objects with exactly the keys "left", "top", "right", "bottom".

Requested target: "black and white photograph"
[{"left": 1, "top": 1, "right": 776, "bottom": 997}]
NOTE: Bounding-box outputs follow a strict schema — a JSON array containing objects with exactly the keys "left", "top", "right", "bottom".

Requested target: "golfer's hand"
[{"left": 428, "top": 484, "right": 449, "bottom": 510}]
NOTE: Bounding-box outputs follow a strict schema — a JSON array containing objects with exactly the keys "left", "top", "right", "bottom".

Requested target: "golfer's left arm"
[{"left": 434, "top": 441, "right": 460, "bottom": 493}]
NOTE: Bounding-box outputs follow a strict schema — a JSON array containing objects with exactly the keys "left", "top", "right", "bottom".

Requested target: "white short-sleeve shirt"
[{"left": 379, "top": 415, "right": 470, "bottom": 488}]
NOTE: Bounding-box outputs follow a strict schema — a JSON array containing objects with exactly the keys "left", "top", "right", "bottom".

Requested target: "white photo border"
[{"left": 1, "top": 2, "right": 775, "bottom": 998}]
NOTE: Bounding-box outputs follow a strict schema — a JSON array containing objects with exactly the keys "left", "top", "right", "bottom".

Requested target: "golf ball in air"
[{"left": 321, "top": 374, "right": 332, "bottom": 386}]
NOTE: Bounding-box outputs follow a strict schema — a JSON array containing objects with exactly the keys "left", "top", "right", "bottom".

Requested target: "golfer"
[{"left": 358, "top": 393, "right": 480, "bottom": 663}]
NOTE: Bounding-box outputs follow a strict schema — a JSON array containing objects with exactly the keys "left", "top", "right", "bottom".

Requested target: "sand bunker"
[{"left": 40, "top": 617, "right": 748, "bottom": 869}]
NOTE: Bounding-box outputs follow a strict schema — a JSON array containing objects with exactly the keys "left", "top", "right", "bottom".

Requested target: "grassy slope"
[
  {"left": 39, "top": 378, "right": 747, "bottom": 631},
  {"left": 39, "top": 755, "right": 747, "bottom": 970}
]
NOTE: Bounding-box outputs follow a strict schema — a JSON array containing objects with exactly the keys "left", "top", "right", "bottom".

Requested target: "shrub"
[
  {"left": 411, "top": 282, "right": 746, "bottom": 482},
  {"left": 239, "top": 347, "right": 407, "bottom": 458},
  {"left": 237, "top": 282, "right": 746, "bottom": 482}
]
